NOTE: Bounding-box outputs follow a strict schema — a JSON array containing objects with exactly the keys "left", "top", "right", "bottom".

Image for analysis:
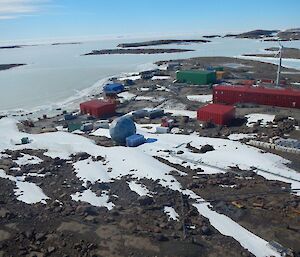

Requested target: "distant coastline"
[
  {"left": 0, "top": 64, "right": 26, "bottom": 71},
  {"left": 84, "top": 39, "right": 210, "bottom": 56},
  {"left": 222, "top": 29, "right": 300, "bottom": 41},
  {"left": 83, "top": 48, "right": 194, "bottom": 55},
  {"left": 0, "top": 45, "right": 23, "bottom": 49},
  {"left": 243, "top": 47, "right": 300, "bottom": 60},
  {"left": 117, "top": 39, "right": 210, "bottom": 48},
  {"left": 51, "top": 42, "right": 82, "bottom": 46}
]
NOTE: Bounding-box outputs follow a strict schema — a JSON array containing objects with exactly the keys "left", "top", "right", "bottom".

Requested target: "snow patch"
[
  {"left": 192, "top": 200, "right": 280, "bottom": 257},
  {"left": 246, "top": 113, "right": 275, "bottom": 127},
  {"left": 14, "top": 154, "right": 43, "bottom": 166},
  {"left": 187, "top": 95, "right": 212, "bottom": 103},
  {"left": 164, "top": 206, "right": 179, "bottom": 221},
  {"left": 118, "top": 74, "right": 141, "bottom": 81},
  {"left": 118, "top": 92, "right": 136, "bottom": 102},
  {"left": 135, "top": 96, "right": 165, "bottom": 102},
  {"left": 151, "top": 76, "right": 170, "bottom": 80},
  {"left": 140, "top": 87, "right": 150, "bottom": 92},
  {"left": 228, "top": 133, "right": 257, "bottom": 141},
  {"left": 71, "top": 189, "right": 114, "bottom": 210},
  {"left": 0, "top": 169, "right": 49, "bottom": 204},
  {"left": 127, "top": 181, "right": 152, "bottom": 196},
  {"left": 165, "top": 109, "right": 197, "bottom": 119},
  {"left": 90, "top": 128, "right": 111, "bottom": 138},
  {"left": 73, "top": 158, "right": 111, "bottom": 186}
]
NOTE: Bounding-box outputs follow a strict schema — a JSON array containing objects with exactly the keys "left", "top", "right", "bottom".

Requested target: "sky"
[{"left": 0, "top": 0, "right": 300, "bottom": 43}]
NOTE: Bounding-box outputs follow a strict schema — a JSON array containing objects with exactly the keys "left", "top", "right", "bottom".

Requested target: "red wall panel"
[{"left": 213, "top": 86, "right": 300, "bottom": 108}]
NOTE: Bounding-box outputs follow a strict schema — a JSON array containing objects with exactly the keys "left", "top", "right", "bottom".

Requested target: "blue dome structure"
[{"left": 109, "top": 117, "right": 136, "bottom": 145}]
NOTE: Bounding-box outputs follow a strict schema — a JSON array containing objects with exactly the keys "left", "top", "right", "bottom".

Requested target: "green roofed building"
[{"left": 176, "top": 70, "right": 216, "bottom": 85}]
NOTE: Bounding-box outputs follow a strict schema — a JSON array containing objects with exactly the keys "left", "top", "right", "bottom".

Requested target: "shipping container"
[
  {"left": 80, "top": 123, "right": 93, "bottom": 132},
  {"left": 103, "top": 83, "right": 124, "bottom": 95},
  {"left": 132, "top": 109, "right": 148, "bottom": 118},
  {"left": 80, "top": 99, "right": 116, "bottom": 118},
  {"left": 213, "top": 85, "right": 300, "bottom": 108},
  {"left": 64, "top": 113, "right": 77, "bottom": 121},
  {"left": 126, "top": 134, "right": 146, "bottom": 147},
  {"left": 156, "top": 126, "right": 170, "bottom": 134},
  {"left": 176, "top": 70, "right": 216, "bottom": 85},
  {"left": 68, "top": 123, "right": 82, "bottom": 132},
  {"left": 197, "top": 103, "right": 235, "bottom": 125},
  {"left": 94, "top": 120, "right": 109, "bottom": 129},
  {"left": 161, "top": 117, "right": 175, "bottom": 128},
  {"left": 148, "top": 109, "right": 164, "bottom": 119}
]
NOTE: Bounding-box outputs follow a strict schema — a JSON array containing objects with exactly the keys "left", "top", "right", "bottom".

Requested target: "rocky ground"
[
  {"left": 224, "top": 29, "right": 300, "bottom": 41},
  {"left": 1, "top": 56, "right": 300, "bottom": 257},
  {"left": 0, "top": 149, "right": 256, "bottom": 257},
  {"left": 244, "top": 47, "right": 300, "bottom": 60}
]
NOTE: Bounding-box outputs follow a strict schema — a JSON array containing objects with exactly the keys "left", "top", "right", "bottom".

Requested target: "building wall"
[
  {"left": 80, "top": 102, "right": 116, "bottom": 118},
  {"left": 176, "top": 71, "right": 216, "bottom": 85},
  {"left": 213, "top": 87, "right": 300, "bottom": 108},
  {"left": 197, "top": 108, "right": 235, "bottom": 125}
]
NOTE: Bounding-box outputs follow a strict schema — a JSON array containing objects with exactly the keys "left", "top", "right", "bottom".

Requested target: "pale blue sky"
[{"left": 0, "top": 0, "right": 299, "bottom": 42}]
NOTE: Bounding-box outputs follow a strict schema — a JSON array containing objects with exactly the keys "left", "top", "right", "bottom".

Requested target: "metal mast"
[{"left": 276, "top": 42, "right": 283, "bottom": 86}]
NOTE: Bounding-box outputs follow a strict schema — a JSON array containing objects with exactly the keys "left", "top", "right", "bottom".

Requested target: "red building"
[
  {"left": 197, "top": 103, "right": 235, "bottom": 125},
  {"left": 80, "top": 99, "right": 116, "bottom": 118},
  {"left": 213, "top": 85, "right": 300, "bottom": 108}
]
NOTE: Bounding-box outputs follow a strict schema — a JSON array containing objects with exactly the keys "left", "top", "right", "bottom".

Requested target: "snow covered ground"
[
  {"left": 135, "top": 96, "right": 165, "bottom": 102},
  {"left": 156, "top": 85, "right": 170, "bottom": 92},
  {"left": 151, "top": 76, "right": 170, "bottom": 80},
  {"left": 0, "top": 117, "right": 296, "bottom": 256},
  {"left": 165, "top": 109, "right": 197, "bottom": 119},
  {"left": 117, "top": 92, "right": 136, "bottom": 102},
  {"left": 228, "top": 133, "right": 257, "bottom": 141},
  {"left": 246, "top": 113, "right": 275, "bottom": 127},
  {"left": 0, "top": 169, "right": 49, "bottom": 204},
  {"left": 118, "top": 74, "right": 141, "bottom": 81},
  {"left": 187, "top": 94, "right": 212, "bottom": 103},
  {"left": 140, "top": 87, "right": 150, "bottom": 92},
  {"left": 14, "top": 153, "right": 43, "bottom": 166}
]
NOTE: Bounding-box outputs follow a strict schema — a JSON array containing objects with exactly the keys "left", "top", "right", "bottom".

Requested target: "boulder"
[
  {"left": 200, "top": 144, "right": 215, "bottom": 153},
  {"left": 137, "top": 196, "right": 154, "bottom": 206}
]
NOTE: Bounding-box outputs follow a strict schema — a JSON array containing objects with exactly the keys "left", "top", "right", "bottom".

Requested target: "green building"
[{"left": 176, "top": 70, "right": 216, "bottom": 85}]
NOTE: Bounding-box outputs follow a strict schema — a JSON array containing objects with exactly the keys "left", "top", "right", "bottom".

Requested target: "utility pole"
[{"left": 276, "top": 42, "right": 283, "bottom": 86}]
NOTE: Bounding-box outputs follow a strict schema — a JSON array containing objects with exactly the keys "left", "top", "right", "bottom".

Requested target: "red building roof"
[
  {"left": 199, "top": 103, "right": 235, "bottom": 114},
  {"left": 80, "top": 99, "right": 113, "bottom": 108},
  {"left": 214, "top": 85, "right": 300, "bottom": 97},
  {"left": 80, "top": 99, "right": 116, "bottom": 118}
]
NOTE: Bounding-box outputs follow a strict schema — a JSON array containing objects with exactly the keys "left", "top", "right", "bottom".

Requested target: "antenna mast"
[{"left": 276, "top": 42, "right": 283, "bottom": 86}]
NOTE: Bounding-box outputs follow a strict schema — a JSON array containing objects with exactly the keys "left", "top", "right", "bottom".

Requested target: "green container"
[
  {"left": 176, "top": 70, "right": 216, "bottom": 85},
  {"left": 68, "top": 123, "right": 82, "bottom": 132}
]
